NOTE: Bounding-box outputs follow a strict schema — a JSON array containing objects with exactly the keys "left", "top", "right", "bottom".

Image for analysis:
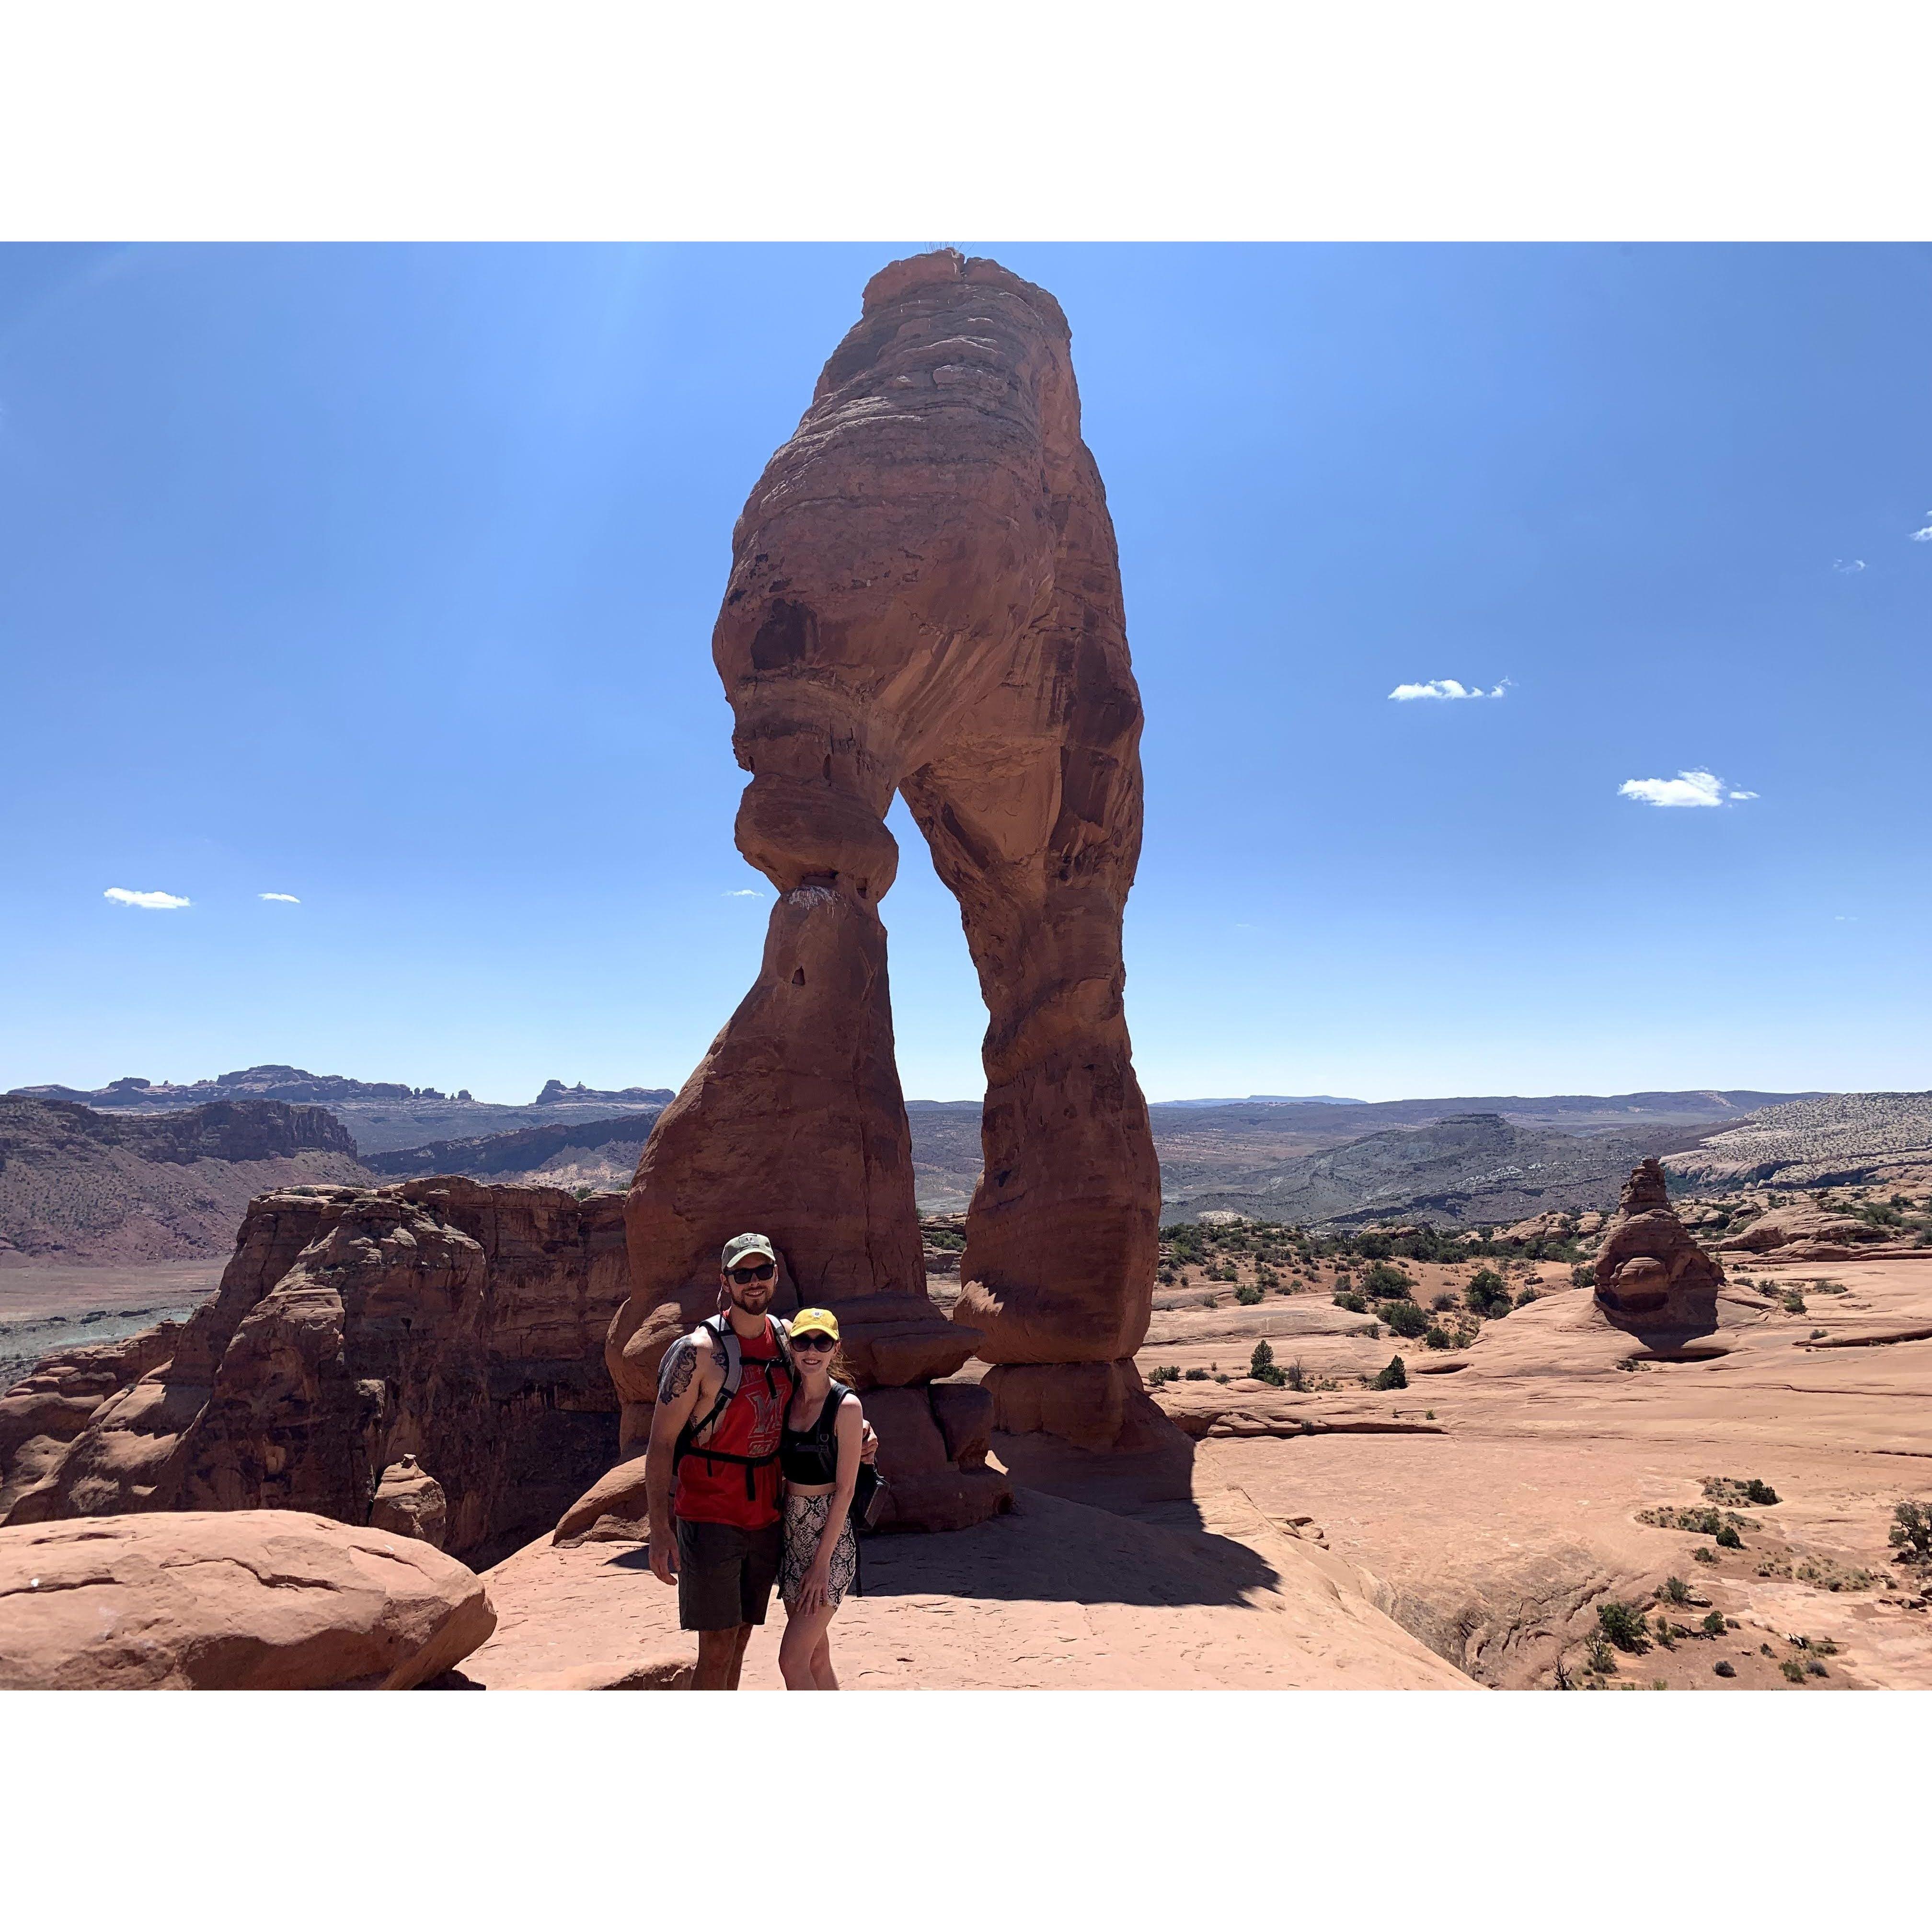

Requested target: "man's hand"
[
  {"left": 648, "top": 1533, "right": 678, "bottom": 1586},
  {"left": 860, "top": 1420, "right": 879, "bottom": 1465}
]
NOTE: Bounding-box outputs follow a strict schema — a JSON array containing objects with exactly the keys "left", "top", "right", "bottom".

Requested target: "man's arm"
[{"left": 645, "top": 1335, "right": 706, "bottom": 1586}]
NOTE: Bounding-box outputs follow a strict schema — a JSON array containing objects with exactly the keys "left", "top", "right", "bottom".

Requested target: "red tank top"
[{"left": 673, "top": 1320, "right": 793, "bottom": 1529}]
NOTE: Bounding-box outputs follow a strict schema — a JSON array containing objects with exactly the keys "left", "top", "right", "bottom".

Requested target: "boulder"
[
  {"left": 1716, "top": 1202, "right": 1899, "bottom": 1260},
  {"left": 1593, "top": 1159, "right": 1723, "bottom": 1331},
  {"left": 0, "top": 1510, "right": 495, "bottom": 1690}
]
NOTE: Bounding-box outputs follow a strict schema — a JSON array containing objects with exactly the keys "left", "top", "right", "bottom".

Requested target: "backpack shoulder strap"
[{"left": 678, "top": 1315, "right": 741, "bottom": 1457}]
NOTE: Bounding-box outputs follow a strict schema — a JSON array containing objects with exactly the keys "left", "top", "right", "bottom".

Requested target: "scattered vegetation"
[
  {"left": 1184, "top": 1368, "right": 1209, "bottom": 1381},
  {"left": 1423, "top": 1325, "right": 1455, "bottom": 1350},
  {"left": 1889, "top": 1499, "right": 1932, "bottom": 1566},
  {"left": 1693, "top": 1547, "right": 1719, "bottom": 1564},
  {"left": 1332, "top": 1290, "right": 1368, "bottom": 1314},
  {"left": 1465, "top": 1268, "right": 1512, "bottom": 1317},
  {"left": 1701, "top": 1611, "right": 1727, "bottom": 1637},
  {"left": 1637, "top": 1505, "right": 1757, "bottom": 1537},
  {"left": 1597, "top": 1600, "right": 1649, "bottom": 1653},
  {"left": 1780, "top": 1657, "right": 1807, "bottom": 1684},
  {"left": 1661, "top": 1575, "right": 1691, "bottom": 1605},
  {"left": 1146, "top": 1363, "right": 1180, "bottom": 1386},
  {"left": 1702, "top": 1476, "right": 1780, "bottom": 1507},
  {"left": 1371, "top": 1354, "right": 1407, "bottom": 1391},
  {"left": 1714, "top": 1523, "right": 1744, "bottom": 1550},
  {"left": 1380, "top": 1298, "right": 1429, "bottom": 1339},
  {"left": 1234, "top": 1283, "right": 1264, "bottom": 1306},
  {"left": 1248, "top": 1339, "right": 1287, "bottom": 1386},
  {"left": 1584, "top": 1634, "right": 1616, "bottom": 1675},
  {"left": 1362, "top": 1261, "right": 1414, "bottom": 1300},
  {"left": 1571, "top": 1263, "right": 1597, "bottom": 1288}
]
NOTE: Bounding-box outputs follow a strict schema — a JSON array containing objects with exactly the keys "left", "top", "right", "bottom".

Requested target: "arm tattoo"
[{"left": 657, "top": 1338, "right": 697, "bottom": 1404}]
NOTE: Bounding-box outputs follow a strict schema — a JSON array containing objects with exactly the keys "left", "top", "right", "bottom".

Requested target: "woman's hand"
[{"left": 800, "top": 1560, "right": 831, "bottom": 1613}]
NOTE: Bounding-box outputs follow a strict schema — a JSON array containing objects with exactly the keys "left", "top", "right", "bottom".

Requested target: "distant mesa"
[{"left": 531, "top": 1079, "right": 675, "bottom": 1107}]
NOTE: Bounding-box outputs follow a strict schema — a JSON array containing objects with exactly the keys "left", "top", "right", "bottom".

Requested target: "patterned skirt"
[{"left": 778, "top": 1491, "right": 859, "bottom": 1610}]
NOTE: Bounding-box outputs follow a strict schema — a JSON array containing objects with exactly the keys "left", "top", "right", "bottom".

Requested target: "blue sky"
[{"left": 2, "top": 243, "right": 1928, "bottom": 1104}]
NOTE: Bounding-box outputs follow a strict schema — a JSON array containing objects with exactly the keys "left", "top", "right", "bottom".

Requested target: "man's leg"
[{"left": 695, "top": 1624, "right": 747, "bottom": 1690}]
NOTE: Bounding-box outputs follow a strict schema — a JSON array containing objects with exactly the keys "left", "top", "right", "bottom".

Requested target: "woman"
[{"left": 776, "top": 1306, "right": 864, "bottom": 1690}]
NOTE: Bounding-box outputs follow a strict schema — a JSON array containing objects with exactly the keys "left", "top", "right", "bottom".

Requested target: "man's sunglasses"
[
  {"left": 791, "top": 1332, "right": 837, "bottom": 1351},
  {"left": 726, "top": 1262, "right": 776, "bottom": 1284}
]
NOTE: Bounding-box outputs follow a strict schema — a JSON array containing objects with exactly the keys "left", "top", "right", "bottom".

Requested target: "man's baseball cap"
[
  {"left": 791, "top": 1307, "right": 840, "bottom": 1341},
  {"left": 721, "top": 1232, "right": 777, "bottom": 1271}
]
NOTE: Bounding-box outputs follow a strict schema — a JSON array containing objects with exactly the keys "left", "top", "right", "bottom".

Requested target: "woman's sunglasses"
[
  {"left": 791, "top": 1332, "right": 837, "bottom": 1351},
  {"left": 726, "top": 1262, "right": 776, "bottom": 1284}
]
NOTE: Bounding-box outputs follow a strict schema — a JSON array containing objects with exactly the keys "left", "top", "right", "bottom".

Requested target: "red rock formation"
[
  {"left": 0, "top": 1179, "right": 629, "bottom": 1560},
  {"left": 370, "top": 1453, "right": 448, "bottom": 1548},
  {"left": 618, "top": 249, "right": 1162, "bottom": 1478},
  {"left": 0, "top": 1510, "right": 494, "bottom": 1690},
  {"left": 1593, "top": 1158, "right": 1723, "bottom": 1330}
]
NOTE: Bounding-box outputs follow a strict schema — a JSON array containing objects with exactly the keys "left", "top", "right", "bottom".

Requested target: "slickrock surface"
[
  {"left": 0, "top": 1180, "right": 629, "bottom": 1562},
  {"left": 1593, "top": 1158, "right": 1723, "bottom": 1330},
  {"left": 463, "top": 1483, "right": 1471, "bottom": 1690},
  {"left": 1199, "top": 1260, "right": 1932, "bottom": 1687},
  {"left": 619, "top": 248, "right": 1162, "bottom": 1482},
  {"left": 0, "top": 1509, "right": 495, "bottom": 1689}
]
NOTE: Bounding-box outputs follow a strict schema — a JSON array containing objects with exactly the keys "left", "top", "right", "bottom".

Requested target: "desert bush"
[
  {"left": 1714, "top": 1659, "right": 1736, "bottom": 1677},
  {"left": 1430, "top": 1292, "right": 1456, "bottom": 1311},
  {"left": 1372, "top": 1354, "right": 1407, "bottom": 1391},
  {"left": 1702, "top": 1611, "right": 1726, "bottom": 1637},
  {"left": 1806, "top": 1658, "right": 1827, "bottom": 1677},
  {"left": 1780, "top": 1657, "right": 1807, "bottom": 1684},
  {"left": 1381, "top": 1299, "right": 1429, "bottom": 1339},
  {"left": 1183, "top": 1368, "right": 1209, "bottom": 1381},
  {"left": 1693, "top": 1547, "right": 1718, "bottom": 1564},
  {"left": 1466, "top": 1269, "right": 1511, "bottom": 1316},
  {"left": 1781, "top": 1290, "right": 1807, "bottom": 1315},
  {"left": 1571, "top": 1263, "right": 1597, "bottom": 1288},
  {"left": 1356, "top": 1233, "right": 1393, "bottom": 1260},
  {"left": 1514, "top": 1287, "right": 1539, "bottom": 1308},
  {"left": 1249, "top": 1339, "right": 1285, "bottom": 1386},
  {"left": 1597, "top": 1600, "right": 1649, "bottom": 1652},
  {"left": 1889, "top": 1499, "right": 1932, "bottom": 1564},
  {"left": 1424, "top": 1325, "right": 1453, "bottom": 1350},
  {"left": 1234, "top": 1283, "right": 1263, "bottom": 1306},
  {"left": 1715, "top": 1523, "right": 1743, "bottom": 1550},
  {"left": 1333, "top": 1290, "right": 1368, "bottom": 1313},
  {"left": 1585, "top": 1634, "right": 1615, "bottom": 1674},
  {"left": 1146, "top": 1363, "right": 1180, "bottom": 1386},
  {"left": 1362, "top": 1261, "right": 1414, "bottom": 1299},
  {"left": 1661, "top": 1575, "right": 1691, "bottom": 1605}
]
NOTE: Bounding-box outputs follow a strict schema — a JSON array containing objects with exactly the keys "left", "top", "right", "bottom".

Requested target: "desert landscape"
[{"left": 4, "top": 244, "right": 1927, "bottom": 1696}]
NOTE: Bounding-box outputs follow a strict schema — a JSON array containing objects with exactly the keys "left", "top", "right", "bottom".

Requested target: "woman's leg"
[
  {"left": 779, "top": 1600, "right": 837, "bottom": 1689},
  {"left": 810, "top": 1626, "right": 839, "bottom": 1690}
]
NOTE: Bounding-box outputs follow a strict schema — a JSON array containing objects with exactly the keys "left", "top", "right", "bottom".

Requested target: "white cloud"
[
  {"left": 1832, "top": 558, "right": 1865, "bottom": 573},
  {"left": 258, "top": 892, "right": 300, "bottom": 903},
  {"left": 724, "top": 888, "right": 767, "bottom": 897},
  {"left": 1617, "top": 770, "right": 1756, "bottom": 809},
  {"left": 1388, "top": 677, "right": 1510, "bottom": 702},
  {"left": 1911, "top": 515, "right": 1932, "bottom": 542},
  {"left": 104, "top": 886, "right": 190, "bottom": 909}
]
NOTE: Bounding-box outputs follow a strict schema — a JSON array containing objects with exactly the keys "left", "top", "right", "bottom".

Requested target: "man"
[{"left": 645, "top": 1231, "right": 873, "bottom": 1690}]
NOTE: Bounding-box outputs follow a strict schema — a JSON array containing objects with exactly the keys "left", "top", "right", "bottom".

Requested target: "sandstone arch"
[{"left": 616, "top": 250, "right": 1165, "bottom": 1499}]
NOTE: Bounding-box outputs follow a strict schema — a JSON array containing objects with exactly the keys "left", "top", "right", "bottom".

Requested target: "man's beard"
[{"left": 725, "top": 1282, "right": 772, "bottom": 1315}]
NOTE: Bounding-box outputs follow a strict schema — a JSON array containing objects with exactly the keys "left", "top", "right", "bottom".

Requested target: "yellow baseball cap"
[{"left": 791, "top": 1307, "right": 840, "bottom": 1341}]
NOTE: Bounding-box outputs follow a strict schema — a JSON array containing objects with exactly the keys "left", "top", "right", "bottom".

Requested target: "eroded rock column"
[{"left": 618, "top": 248, "right": 1165, "bottom": 1493}]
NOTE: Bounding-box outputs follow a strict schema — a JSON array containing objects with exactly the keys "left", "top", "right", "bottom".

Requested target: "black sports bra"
[{"left": 780, "top": 1383, "right": 849, "bottom": 1486}]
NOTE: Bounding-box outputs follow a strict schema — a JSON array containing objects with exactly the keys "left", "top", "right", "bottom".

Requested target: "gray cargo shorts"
[{"left": 674, "top": 1516, "right": 783, "bottom": 1632}]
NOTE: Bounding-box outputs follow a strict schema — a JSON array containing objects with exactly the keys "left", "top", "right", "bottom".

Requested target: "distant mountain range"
[{"left": 5, "top": 1066, "right": 676, "bottom": 1155}]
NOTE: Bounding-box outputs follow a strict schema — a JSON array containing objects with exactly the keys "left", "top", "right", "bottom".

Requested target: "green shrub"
[
  {"left": 1585, "top": 1634, "right": 1616, "bottom": 1674},
  {"left": 1466, "top": 1269, "right": 1512, "bottom": 1316},
  {"left": 1381, "top": 1299, "right": 1429, "bottom": 1339},
  {"left": 1333, "top": 1290, "right": 1368, "bottom": 1313},
  {"left": 1146, "top": 1363, "right": 1180, "bottom": 1386},
  {"left": 1514, "top": 1287, "right": 1539, "bottom": 1308},
  {"left": 1248, "top": 1339, "right": 1287, "bottom": 1385},
  {"left": 1597, "top": 1600, "right": 1649, "bottom": 1652},
  {"left": 1362, "top": 1261, "right": 1413, "bottom": 1299},
  {"left": 1424, "top": 1325, "right": 1454, "bottom": 1350},
  {"left": 1701, "top": 1611, "right": 1726, "bottom": 1637},
  {"left": 1780, "top": 1657, "right": 1806, "bottom": 1684},
  {"left": 1661, "top": 1575, "right": 1691, "bottom": 1605},
  {"left": 1693, "top": 1546, "right": 1718, "bottom": 1564},
  {"left": 1431, "top": 1292, "right": 1456, "bottom": 1312},
  {"left": 1714, "top": 1659, "right": 1736, "bottom": 1678},
  {"left": 1806, "top": 1657, "right": 1827, "bottom": 1677},
  {"left": 1183, "top": 1368, "right": 1209, "bottom": 1381},
  {"left": 1372, "top": 1354, "right": 1407, "bottom": 1391},
  {"left": 1781, "top": 1290, "right": 1807, "bottom": 1315},
  {"left": 1571, "top": 1263, "right": 1597, "bottom": 1288},
  {"left": 1715, "top": 1523, "right": 1743, "bottom": 1550},
  {"left": 1234, "top": 1283, "right": 1263, "bottom": 1306},
  {"left": 1890, "top": 1499, "right": 1932, "bottom": 1564}
]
